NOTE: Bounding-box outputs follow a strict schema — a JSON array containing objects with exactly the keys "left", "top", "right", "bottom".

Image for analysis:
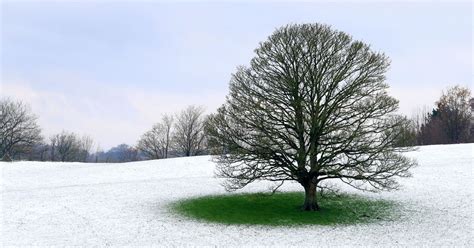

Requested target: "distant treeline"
[
  {"left": 1, "top": 85, "right": 472, "bottom": 162},
  {"left": 396, "top": 85, "right": 473, "bottom": 147},
  {"left": 1, "top": 103, "right": 209, "bottom": 162}
]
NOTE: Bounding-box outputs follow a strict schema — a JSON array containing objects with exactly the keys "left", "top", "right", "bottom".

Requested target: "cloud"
[{"left": 2, "top": 1, "right": 470, "bottom": 149}]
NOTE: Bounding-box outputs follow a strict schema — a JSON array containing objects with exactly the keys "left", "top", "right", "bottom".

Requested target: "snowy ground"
[{"left": 1, "top": 144, "right": 472, "bottom": 246}]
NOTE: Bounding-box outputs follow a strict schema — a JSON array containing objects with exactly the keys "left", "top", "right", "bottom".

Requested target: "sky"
[{"left": 1, "top": 0, "right": 472, "bottom": 149}]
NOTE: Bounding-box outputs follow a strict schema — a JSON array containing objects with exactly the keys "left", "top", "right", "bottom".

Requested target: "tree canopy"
[
  {"left": 419, "top": 85, "right": 472, "bottom": 144},
  {"left": 206, "top": 23, "right": 416, "bottom": 211},
  {"left": 0, "top": 98, "right": 42, "bottom": 159}
]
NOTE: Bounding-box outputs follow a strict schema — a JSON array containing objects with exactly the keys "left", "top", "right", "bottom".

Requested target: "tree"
[
  {"left": 0, "top": 98, "right": 42, "bottom": 159},
  {"left": 49, "top": 131, "right": 94, "bottom": 162},
  {"left": 93, "top": 144, "right": 103, "bottom": 163},
  {"left": 27, "top": 142, "right": 50, "bottom": 161},
  {"left": 388, "top": 116, "right": 417, "bottom": 147},
  {"left": 436, "top": 85, "right": 471, "bottom": 143},
  {"left": 410, "top": 105, "right": 431, "bottom": 145},
  {"left": 50, "top": 131, "right": 80, "bottom": 162},
  {"left": 418, "top": 109, "right": 447, "bottom": 145},
  {"left": 418, "top": 86, "right": 472, "bottom": 145},
  {"left": 206, "top": 23, "right": 416, "bottom": 211},
  {"left": 173, "top": 106, "right": 207, "bottom": 156},
  {"left": 78, "top": 135, "right": 94, "bottom": 162},
  {"left": 470, "top": 98, "right": 474, "bottom": 141},
  {"left": 104, "top": 144, "right": 139, "bottom": 162},
  {"left": 121, "top": 146, "right": 139, "bottom": 162},
  {"left": 137, "top": 114, "right": 174, "bottom": 159}
]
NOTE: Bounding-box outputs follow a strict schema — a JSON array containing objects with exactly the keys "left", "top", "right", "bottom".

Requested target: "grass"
[{"left": 171, "top": 191, "right": 396, "bottom": 226}]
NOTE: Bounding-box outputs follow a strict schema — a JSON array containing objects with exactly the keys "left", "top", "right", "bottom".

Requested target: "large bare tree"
[
  {"left": 173, "top": 106, "right": 206, "bottom": 156},
  {"left": 206, "top": 24, "right": 416, "bottom": 211},
  {"left": 138, "top": 114, "right": 174, "bottom": 159},
  {"left": 0, "top": 98, "right": 42, "bottom": 159}
]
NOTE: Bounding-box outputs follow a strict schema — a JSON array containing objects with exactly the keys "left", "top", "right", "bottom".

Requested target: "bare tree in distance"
[
  {"left": 161, "top": 115, "right": 174, "bottom": 158},
  {"left": 173, "top": 106, "right": 206, "bottom": 157},
  {"left": 50, "top": 131, "right": 80, "bottom": 162},
  {"left": 105, "top": 144, "right": 139, "bottom": 162},
  {"left": 0, "top": 98, "right": 42, "bottom": 159},
  {"left": 78, "top": 135, "right": 94, "bottom": 162},
  {"left": 27, "top": 142, "right": 50, "bottom": 161},
  {"left": 206, "top": 23, "right": 416, "bottom": 211},
  {"left": 120, "top": 145, "right": 139, "bottom": 162},
  {"left": 411, "top": 106, "right": 431, "bottom": 133},
  {"left": 137, "top": 114, "right": 174, "bottom": 159},
  {"left": 94, "top": 144, "right": 103, "bottom": 163},
  {"left": 410, "top": 105, "right": 431, "bottom": 145},
  {"left": 50, "top": 135, "right": 57, "bottom": 161}
]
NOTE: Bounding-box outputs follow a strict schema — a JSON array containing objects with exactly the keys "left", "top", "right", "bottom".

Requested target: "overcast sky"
[{"left": 1, "top": 1, "right": 472, "bottom": 149}]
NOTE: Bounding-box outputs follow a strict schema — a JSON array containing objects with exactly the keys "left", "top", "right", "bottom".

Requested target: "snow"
[{"left": 1, "top": 144, "right": 473, "bottom": 246}]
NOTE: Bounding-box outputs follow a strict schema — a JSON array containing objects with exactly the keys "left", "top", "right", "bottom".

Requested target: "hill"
[{"left": 1, "top": 144, "right": 472, "bottom": 246}]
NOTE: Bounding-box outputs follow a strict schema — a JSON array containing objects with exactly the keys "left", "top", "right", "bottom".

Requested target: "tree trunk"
[{"left": 302, "top": 180, "right": 320, "bottom": 211}]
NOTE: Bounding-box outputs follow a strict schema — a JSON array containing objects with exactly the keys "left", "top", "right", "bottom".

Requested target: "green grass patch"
[{"left": 171, "top": 192, "right": 396, "bottom": 226}]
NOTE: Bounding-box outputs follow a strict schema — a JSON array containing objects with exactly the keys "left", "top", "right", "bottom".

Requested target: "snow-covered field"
[{"left": 1, "top": 144, "right": 472, "bottom": 246}]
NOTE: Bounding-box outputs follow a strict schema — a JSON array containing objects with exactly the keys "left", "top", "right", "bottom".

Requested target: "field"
[{"left": 1, "top": 144, "right": 472, "bottom": 246}]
